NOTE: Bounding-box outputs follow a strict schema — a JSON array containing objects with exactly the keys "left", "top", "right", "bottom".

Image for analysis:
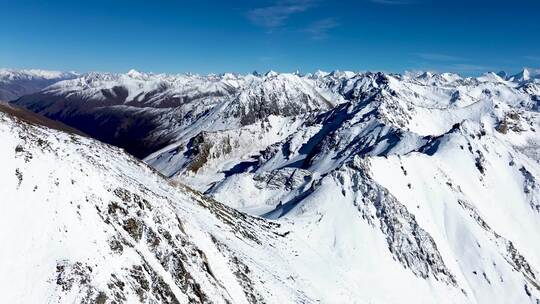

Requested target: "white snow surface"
[
  {"left": 0, "top": 69, "right": 78, "bottom": 101},
  {"left": 0, "top": 108, "right": 471, "bottom": 303},
  {"left": 4, "top": 68, "right": 540, "bottom": 303}
]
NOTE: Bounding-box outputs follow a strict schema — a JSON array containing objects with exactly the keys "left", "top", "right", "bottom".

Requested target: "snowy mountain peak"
[
  {"left": 5, "top": 66, "right": 540, "bottom": 303},
  {"left": 517, "top": 68, "right": 531, "bottom": 81},
  {"left": 417, "top": 71, "right": 434, "bottom": 79},
  {"left": 264, "top": 70, "right": 278, "bottom": 77},
  {"left": 477, "top": 72, "right": 506, "bottom": 83},
  {"left": 496, "top": 70, "right": 508, "bottom": 79},
  {"left": 126, "top": 69, "right": 146, "bottom": 79},
  {"left": 509, "top": 68, "right": 540, "bottom": 83},
  {"left": 0, "top": 68, "right": 78, "bottom": 80},
  {"left": 0, "top": 68, "right": 78, "bottom": 101},
  {"left": 328, "top": 70, "right": 357, "bottom": 79},
  {"left": 1, "top": 105, "right": 359, "bottom": 303},
  {"left": 313, "top": 69, "right": 329, "bottom": 78}
]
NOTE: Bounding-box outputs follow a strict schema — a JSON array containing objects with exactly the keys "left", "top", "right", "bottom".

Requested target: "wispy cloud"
[
  {"left": 413, "top": 53, "right": 494, "bottom": 74},
  {"left": 303, "top": 18, "right": 339, "bottom": 40},
  {"left": 416, "top": 53, "right": 464, "bottom": 62},
  {"left": 449, "top": 63, "right": 494, "bottom": 72},
  {"left": 525, "top": 55, "right": 540, "bottom": 61},
  {"left": 369, "top": 0, "right": 415, "bottom": 5},
  {"left": 247, "top": 0, "right": 315, "bottom": 29},
  {"left": 427, "top": 64, "right": 493, "bottom": 74}
]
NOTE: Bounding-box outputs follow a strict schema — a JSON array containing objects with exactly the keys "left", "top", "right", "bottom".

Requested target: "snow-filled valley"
[{"left": 2, "top": 68, "right": 540, "bottom": 303}]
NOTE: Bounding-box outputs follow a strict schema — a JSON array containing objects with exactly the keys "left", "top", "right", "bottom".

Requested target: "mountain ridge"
[
  {"left": 3, "top": 67, "right": 540, "bottom": 303},
  {"left": 0, "top": 69, "right": 78, "bottom": 101}
]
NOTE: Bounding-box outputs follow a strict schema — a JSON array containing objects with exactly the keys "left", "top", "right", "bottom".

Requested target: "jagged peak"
[
  {"left": 313, "top": 69, "right": 329, "bottom": 78},
  {"left": 510, "top": 68, "right": 534, "bottom": 82},
  {"left": 264, "top": 70, "right": 278, "bottom": 77},
  {"left": 417, "top": 71, "right": 434, "bottom": 79},
  {"left": 477, "top": 71, "right": 505, "bottom": 83},
  {"left": 126, "top": 69, "right": 145, "bottom": 78},
  {"left": 329, "top": 70, "right": 357, "bottom": 79},
  {"left": 0, "top": 68, "right": 78, "bottom": 81},
  {"left": 496, "top": 70, "right": 508, "bottom": 79},
  {"left": 518, "top": 68, "right": 531, "bottom": 81}
]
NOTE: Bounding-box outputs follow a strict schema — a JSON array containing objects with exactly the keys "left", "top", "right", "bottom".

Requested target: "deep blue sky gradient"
[{"left": 1, "top": 0, "right": 539, "bottom": 75}]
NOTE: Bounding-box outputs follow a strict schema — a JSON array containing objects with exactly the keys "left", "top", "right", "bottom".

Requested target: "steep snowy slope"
[
  {"left": 0, "top": 95, "right": 487, "bottom": 304},
  {"left": 507, "top": 68, "right": 540, "bottom": 83},
  {"left": 2, "top": 104, "right": 343, "bottom": 303},
  {"left": 0, "top": 69, "right": 78, "bottom": 101},
  {"left": 0, "top": 104, "right": 315, "bottom": 303},
  {"left": 10, "top": 70, "right": 242, "bottom": 158},
  {"left": 12, "top": 70, "right": 341, "bottom": 159},
  {"left": 146, "top": 70, "right": 539, "bottom": 203},
  {"left": 4, "top": 67, "right": 540, "bottom": 303},
  {"left": 6, "top": 84, "right": 540, "bottom": 304},
  {"left": 147, "top": 70, "right": 540, "bottom": 303}
]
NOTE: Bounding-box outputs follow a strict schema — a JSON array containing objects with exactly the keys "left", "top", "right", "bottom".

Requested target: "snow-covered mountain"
[
  {"left": 506, "top": 68, "right": 540, "bottom": 83},
  {"left": 0, "top": 69, "right": 78, "bottom": 101},
  {"left": 0, "top": 103, "right": 308, "bottom": 303},
  {"left": 2, "top": 103, "right": 411, "bottom": 303},
  {"left": 12, "top": 70, "right": 342, "bottom": 158},
  {"left": 2, "top": 100, "right": 503, "bottom": 304},
  {"left": 6, "top": 68, "right": 540, "bottom": 303}
]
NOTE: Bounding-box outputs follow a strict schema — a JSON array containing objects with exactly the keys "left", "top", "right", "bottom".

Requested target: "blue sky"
[{"left": 1, "top": 0, "right": 539, "bottom": 75}]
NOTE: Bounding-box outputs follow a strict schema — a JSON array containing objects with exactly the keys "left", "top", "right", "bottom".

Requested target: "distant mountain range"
[
  {"left": 0, "top": 68, "right": 78, "bottom": 101},
  {"left": 2, "top": 67, "right": 540, "bottom": 303}
]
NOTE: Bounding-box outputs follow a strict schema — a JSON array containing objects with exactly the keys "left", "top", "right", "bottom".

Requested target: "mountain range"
[
  {"left": 2, "top": 67, "right": 540, "bottom": 303},
  {"left": 0, "top": 69, "right": 78, "bottom": 101}
]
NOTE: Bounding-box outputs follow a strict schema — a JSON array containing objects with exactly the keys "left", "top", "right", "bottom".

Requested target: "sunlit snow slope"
[
  {"left": 0, "top": 69, "right": 77, "bottom": 101},
  {"left": 5, "top": 68, "right": 540, "bottom": 303},
  {"left": 0, "top": 104, "right": 473, "bottom": 304}
]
